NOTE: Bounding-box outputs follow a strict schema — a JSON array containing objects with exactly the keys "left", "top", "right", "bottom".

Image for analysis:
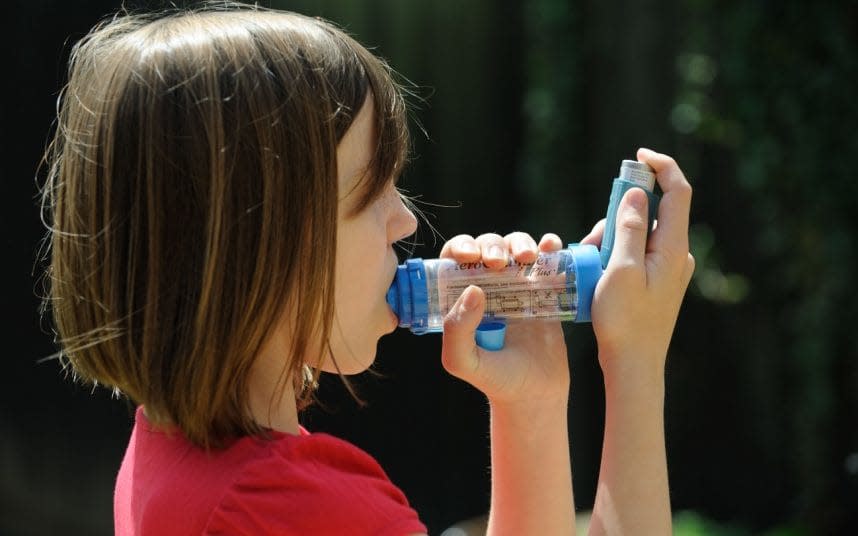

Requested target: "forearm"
[
  {"left": 584, "top": 148, "right": 690, "bottom": 535},
  {"left": 589, "top": 359, "right": 671, "bottom": 535},
  {"left": 487, "top": 399, "right": 575, "bottom": 536}
]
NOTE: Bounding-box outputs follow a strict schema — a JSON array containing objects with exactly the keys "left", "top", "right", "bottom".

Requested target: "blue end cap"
[
  {"left": 387, "top": 264, "right": 412, "bottom": 327},
  {"left": 475, "top": 320, "right": 506, "bottom": 351},
  {"left": 568, "top": 244, "right": 603, "bottom": 323},
  {"left": 387, "top": 259, "right": 431, "bottom": 334},
  {"left": 405, "top": 259, "right": 429, "bottom": 334}
]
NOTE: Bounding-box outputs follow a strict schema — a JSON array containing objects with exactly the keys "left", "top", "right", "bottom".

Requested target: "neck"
[
  {"left": 248, "top": 377, "right": 301, "bottom": 435},
  {"left": 248, "top": 342, "right": 302, "bottom": 435}
]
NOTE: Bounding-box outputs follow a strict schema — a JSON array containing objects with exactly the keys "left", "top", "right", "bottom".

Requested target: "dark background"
[{"left": 4, "top": 1, "right": 857, "bottom": 534}]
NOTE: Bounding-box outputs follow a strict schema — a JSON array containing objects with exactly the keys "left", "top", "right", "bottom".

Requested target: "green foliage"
[
  {"left": 521, "top": 0, "right": 858, "bottom": 531},
  {"left": 674, "top": 0, "right": 858, "bottom": 531},
  {"left": 673, "top": 510, "right": 808, "bottom": 536}
]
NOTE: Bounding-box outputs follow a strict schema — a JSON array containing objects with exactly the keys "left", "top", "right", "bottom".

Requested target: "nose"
[{"left": 389, "top": 193, "right": 418, "bottom": 243}]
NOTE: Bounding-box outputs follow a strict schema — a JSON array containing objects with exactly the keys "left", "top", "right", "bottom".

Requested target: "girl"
[{"left": 41, "top": 3, "right": 694, "bottom": 535}]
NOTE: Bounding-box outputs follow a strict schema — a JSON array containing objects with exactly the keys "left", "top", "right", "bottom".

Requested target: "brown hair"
[{"left": 40, "top": 3, "right": 409, "bottom": 448}]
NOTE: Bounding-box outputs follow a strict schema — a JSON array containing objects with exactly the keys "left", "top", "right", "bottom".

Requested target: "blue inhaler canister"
[
  {"left": 599, "top": 160, "right": 660, "bottom": 268},
  {"left": 385, "top": 244, "right": 604, "bottom": 341}
]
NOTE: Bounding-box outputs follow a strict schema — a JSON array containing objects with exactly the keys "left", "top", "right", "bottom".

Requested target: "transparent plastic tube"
[
  {"left": 386, "top": 159, "right": 660, "bottom": 339},
  {"left": 387, "top": 244, "right": 603, "bottom": 334}
]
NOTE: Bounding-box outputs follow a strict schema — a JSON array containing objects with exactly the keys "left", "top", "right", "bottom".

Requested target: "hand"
[
  {"left": 581, "top": 148, "right": 695, "bottom": 381},
  {"left": 438, "top": 232, "right": 570, "bottom": 407}
]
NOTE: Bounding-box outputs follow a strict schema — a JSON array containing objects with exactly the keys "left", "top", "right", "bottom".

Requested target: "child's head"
[{"left": 42, "top": 3, "right": 412, "bottom": 447}]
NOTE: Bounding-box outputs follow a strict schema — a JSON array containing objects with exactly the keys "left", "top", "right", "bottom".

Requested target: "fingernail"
[
  {"left": 627, "top": 188, "right": 646, "bottom": 211},
  {"left": 461, "top": 242, "right": 478, "bottom": 254},
  {"left": 488, "top": 246, "right": 505, "bottom": 260},
  {"left": 461, "top": 286, "right": 479, "bottom": 312}
]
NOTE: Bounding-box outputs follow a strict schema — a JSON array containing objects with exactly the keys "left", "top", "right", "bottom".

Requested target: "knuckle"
[
  {"left": 476, "top": 232, "right": 504, "bottom": 244},
  {"left": 505, "top": 230, "right": 529, "bottom": 241},
  {"left": 618, "top": 211, "right": 648, "bottom": 232},
  {"left": 440, "top": 348, "right": 455, "bottom": 372},
  {"left": 507, "top": 231, "right": 537, "bottom": 251},
  {"left": 440, "top": 353, "right": 459, "bottom": 376},
  {"left": 540, "top": 232, "right": 562, "bottom": 245},
  {"left": 649, "top": 152, "right": 677, "bottom": 170},
  {"left": 677, "top": 179, "right": 693, "bottom": 199},
  {"left": 441, "top": 234, "right": 477, "bottom": 258},
  {"left": 684, "top": 252, "right": 696, "bottom": 278},
  {"left": 664, "top": 245, "right": 690, "bottom": 267},
  {"left": 660, "top": 247, "right": 693, "bottom": 277},
  {"left": 443, "top": 234, "right": 474, "bottom": 250},
  {"left": 439, "top": 342, "right": 466, "bottom": 377},
  {"left": 608, "top": 257, "right": 642, "bottom": 279}
]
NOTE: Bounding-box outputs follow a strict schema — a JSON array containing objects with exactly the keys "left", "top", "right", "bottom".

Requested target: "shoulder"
[
  {"left": 204, "top": 431, "right": 427, "bottom": 536},
  {"left": 115, "top": 408, "right": 273, "bottom": 535}
]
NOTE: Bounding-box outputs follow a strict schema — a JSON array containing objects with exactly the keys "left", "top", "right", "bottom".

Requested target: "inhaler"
[{"left": 386, "top": 159, "right": 660, "bottom": 350}]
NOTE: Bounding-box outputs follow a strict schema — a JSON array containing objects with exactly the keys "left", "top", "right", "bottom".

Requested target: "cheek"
[
  {"left": 336, "top": 211, "right": 388, "bottom": 266},
  {"left": 334, "top": 241, "right": 378, "bottom": 307},
  {"left": 334, "top": 204, "right": 390, "bottom": 308}
]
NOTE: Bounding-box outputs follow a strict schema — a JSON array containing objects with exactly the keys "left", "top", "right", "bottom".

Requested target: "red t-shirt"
[{"left": 115, "top": 407, "right": 427, "bottom": 535}]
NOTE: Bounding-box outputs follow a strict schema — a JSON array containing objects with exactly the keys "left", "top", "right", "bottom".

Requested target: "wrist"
[
  {"left": 599, "top": 350, "right": 666, "bottom": 398},
  {"left": 489, "top": 395, "right": 568, "bottom": 425}
]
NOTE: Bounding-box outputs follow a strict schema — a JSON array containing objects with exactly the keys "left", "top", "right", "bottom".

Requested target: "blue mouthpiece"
[{"left": 386, "top": 258, "right": 430, "bottom": 334}]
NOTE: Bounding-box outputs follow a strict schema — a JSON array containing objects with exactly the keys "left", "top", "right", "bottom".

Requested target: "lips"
[{"left": 385, "top": 256, "right": 400, "bottom": 325}]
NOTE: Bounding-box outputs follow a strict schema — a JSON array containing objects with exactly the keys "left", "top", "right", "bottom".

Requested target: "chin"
[
  {"left": 321, "top": 340, "right": 379, "bottom": 376},
  {"left": 385, "top": 304, "right": 400, "bottom": 333},
  {"left": 336, "top": 356, "right": 376, "bottom": 376}
]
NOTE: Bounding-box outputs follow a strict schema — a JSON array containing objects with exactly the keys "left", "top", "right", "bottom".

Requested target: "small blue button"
[{"left": 475, "top": 321, "right": 506, "bottom": 351}]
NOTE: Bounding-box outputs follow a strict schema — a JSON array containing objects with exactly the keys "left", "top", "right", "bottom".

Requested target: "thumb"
[
  {"left": 608, "top": 187, "right": 649, "bottom": 270},
  {"left": 441, "top": 285, "right": 485, "bottom": 380}
]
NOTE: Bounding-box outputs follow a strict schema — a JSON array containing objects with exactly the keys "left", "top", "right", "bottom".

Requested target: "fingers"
[
  {"left": 439, "top": 233, "right": 507, "bottom": 268},
  {"left": 478, "top": 233, "right": 510, "bottom": 268},
  {"left": 607, "top": 188, "right": 649, "bottom": 273},
  {"left": 441, "top": 285, "right": 485, "bottom": 379},
  {"left": 440, "top": 232, "right": 558, "bottom": 269},
  {"left": 637, "top": 148, "right": 692, "bottom": 256},
  {"left": 504, "top": 232, "right": 539, "bottom": 264},
  {"left": 537, "top": 233, "right": 563, "bottom": 252},
  {"left": 580, "top": 220, "right": 606, "bottom": 248},
  {"left": 439, "top": 234, "right": 480, "bottom": 261}
]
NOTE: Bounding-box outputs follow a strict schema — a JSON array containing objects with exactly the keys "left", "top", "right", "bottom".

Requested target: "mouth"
[
  {"left": 386, "top": 305, "right": 399, "bottom": 332},
  {"left": 385, "top": 256, "right": 401, "bottom": 327}
]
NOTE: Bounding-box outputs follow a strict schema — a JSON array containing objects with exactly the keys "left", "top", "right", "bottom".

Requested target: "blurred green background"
[{"left": 4, "top": 0, "right": 856, "bottom": 534}]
